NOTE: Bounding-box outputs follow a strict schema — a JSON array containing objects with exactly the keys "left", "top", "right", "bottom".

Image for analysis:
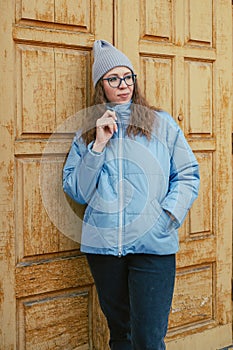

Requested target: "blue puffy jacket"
[{"left": 63, "top": 102, "right": 199, "bottom": 256}]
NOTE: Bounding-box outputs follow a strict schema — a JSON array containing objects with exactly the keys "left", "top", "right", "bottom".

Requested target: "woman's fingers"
[
  {"left": 96, "top": 110, "right": 118, "bottom": 135},
  {"left": 93, "top": 111, "right": 118, "bottom": 152}
]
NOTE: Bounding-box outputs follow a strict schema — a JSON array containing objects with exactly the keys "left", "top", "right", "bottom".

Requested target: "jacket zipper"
[{"left": 118, "top": 123, "right": 123, "bottom": 257}]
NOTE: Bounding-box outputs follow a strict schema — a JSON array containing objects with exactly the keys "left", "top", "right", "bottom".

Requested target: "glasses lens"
[
  {"left": 124, "top": 75, "right": 135, "bottom": 86},
  {"left": 108, "top": 77, "right": 120, "bottom": 88},
  {"left": 105, "top": 74, "right": 137, "bottom": 88}
]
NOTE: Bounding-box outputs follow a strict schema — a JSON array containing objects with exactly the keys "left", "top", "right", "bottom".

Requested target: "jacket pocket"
[{"left": 151, "top": 198, "right": 176, "bottom": 233}]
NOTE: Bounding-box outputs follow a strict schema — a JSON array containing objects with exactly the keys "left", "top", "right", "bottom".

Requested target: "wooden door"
[
  {"left": 1, "top": 1, "right": 232, "bottom": 349},
  {"left": 116, "top": 0, "right": 232, "bottom": 349},
  {"left": 0, "top": 1, "right": 112, "bottom": 349}
]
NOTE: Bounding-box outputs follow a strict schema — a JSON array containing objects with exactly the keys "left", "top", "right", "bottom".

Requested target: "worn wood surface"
[{"left": 0, "top": 1, "right": 232, "bottom": 349}]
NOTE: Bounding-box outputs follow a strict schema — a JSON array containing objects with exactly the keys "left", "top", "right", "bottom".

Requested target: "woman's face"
[{"left": 102, "top": 66, "right": 134, "bottom": 104}]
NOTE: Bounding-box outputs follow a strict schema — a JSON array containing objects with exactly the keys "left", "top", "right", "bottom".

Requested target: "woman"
[{"left": 63, "top": 40, "right": 199, "bottom": 350}]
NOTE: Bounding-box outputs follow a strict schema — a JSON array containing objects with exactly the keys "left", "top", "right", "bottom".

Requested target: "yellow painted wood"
[
  {"left": 0, "top": 1, "right": 17, "bottom": 348},
  {"left": 167, "top": 323, "right": 232, "bottom": 350}
]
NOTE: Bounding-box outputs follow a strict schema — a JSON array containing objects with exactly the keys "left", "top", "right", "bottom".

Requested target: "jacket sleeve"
[
  {"left": 161, "top": 124, "right": 200, "bottom": 228},
  {"left": 63, "top": 135, "right": 105, "bottom": 205}
]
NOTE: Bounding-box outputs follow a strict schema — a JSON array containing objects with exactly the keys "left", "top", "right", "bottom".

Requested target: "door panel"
[
  {"left": 116, "top": 0, "right": 232, "bottom": 349},
  {"left": 185, "top": 0, "right": 213, "bottom": 45},
  {"left": 18, "top": 0, "right": 92, "bottom": 29},
  {"left": 185, "top": 60, "right": 213, "bottom": 134},
  {"left": 16, "top": 44, "right": 89, "bottom": 136}
]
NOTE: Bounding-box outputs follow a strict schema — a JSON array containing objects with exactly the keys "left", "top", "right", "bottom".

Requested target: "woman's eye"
[
  {"left": 125, "top": 75, "right": 132, "bottom": 81},
  {"left": 109, "top": 77, "right": 118, "bottom": 82}
]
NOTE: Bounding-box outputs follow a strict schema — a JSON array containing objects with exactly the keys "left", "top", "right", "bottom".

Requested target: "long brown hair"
[{"left": 81, "top": 79, "right": 159, "bottom": 146}]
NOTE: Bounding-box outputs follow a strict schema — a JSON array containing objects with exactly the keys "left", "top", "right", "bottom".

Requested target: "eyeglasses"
[{"left": 102, "top": 74, "right": 137, "bottom": 88}]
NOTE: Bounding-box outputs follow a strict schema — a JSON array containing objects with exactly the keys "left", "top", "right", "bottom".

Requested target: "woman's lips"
[{"left": 118, "top": 93, "right": 129, "bottom": 98}]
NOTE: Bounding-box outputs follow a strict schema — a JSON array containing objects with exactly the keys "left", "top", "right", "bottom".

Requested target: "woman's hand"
[
  {"left": 165, "top": 210, "right": 176, "bottom": 221},
  {"left": 92, "top": 110, "right": 118, "bottom": 153}
]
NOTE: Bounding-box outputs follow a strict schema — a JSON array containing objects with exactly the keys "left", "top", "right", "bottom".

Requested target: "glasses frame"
[{"left": 102, "top": 74, "right": 137, "bottom": 88}]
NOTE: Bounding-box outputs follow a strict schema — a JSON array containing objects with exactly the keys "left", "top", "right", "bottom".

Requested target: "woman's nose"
[{"left": 118, "top": 79, "right": 128, "bottom": 88}]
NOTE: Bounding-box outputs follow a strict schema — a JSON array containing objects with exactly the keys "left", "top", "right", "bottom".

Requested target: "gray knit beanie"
[{"left": 92, "top": 40, "right": 134, "bottom": 87}]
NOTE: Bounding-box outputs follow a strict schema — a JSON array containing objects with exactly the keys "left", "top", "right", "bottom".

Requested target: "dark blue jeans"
[{"left": 86, "top": 253, "right": 176, "bottom": 350}]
